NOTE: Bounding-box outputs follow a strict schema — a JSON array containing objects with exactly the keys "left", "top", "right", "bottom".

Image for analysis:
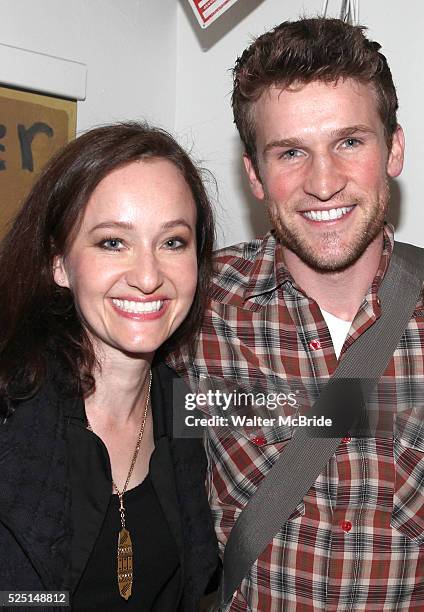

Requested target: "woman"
[{"left": 0, "top": 123, "right": 218, "bottom": 610}]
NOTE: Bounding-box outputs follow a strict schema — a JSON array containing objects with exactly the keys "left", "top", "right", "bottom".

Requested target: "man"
[{"left": 172, "top": 17, "right": 424, "bottom": 610}]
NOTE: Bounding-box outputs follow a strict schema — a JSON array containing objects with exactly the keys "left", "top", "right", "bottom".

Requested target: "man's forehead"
[{"left": 253, "top": 78, "right": 383, "bottom": 140}]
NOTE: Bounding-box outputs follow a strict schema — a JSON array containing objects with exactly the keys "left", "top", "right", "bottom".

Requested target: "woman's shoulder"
[
  {"left": 151, "top": 359, "right": 190, "bottom": 415},
  {"left": 151, "top": 361, "right": 219, "bottom": 608},
  {"left": 153, "top": 360, "right": 187, "bottom": 384},
  {"left": 151, "top": 360, "right": 196, "bottom": 441}
]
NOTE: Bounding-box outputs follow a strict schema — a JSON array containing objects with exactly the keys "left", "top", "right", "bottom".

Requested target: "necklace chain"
[
  {"left": 112, "top": 371, "right": 152, "bottom": 505},
  {"left": 85, "top": 370, "right": 152, "bottom": 600},
  {"left": 86, "top": 370, "right": 152, "bottom": 495}
]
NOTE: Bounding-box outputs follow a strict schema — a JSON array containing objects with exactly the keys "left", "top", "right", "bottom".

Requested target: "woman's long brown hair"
[{"left": 0, "top": 122, "right": 215, "bottom": 417}]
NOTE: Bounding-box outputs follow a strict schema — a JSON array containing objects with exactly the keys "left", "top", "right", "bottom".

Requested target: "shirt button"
[
  {"left": 252, "top": 435, "right": 266, "bottom": 446},
  {"left": 341, "top": 520, "right": 352, "bottom": 533},
  {"left": 376, "top": 296, "right": 381, "bottom": 307},
  {"left": 341, "top": 436, "right": 352, "bottom": 444},
  {"left": 309, "top": 339, "right": 321, "bottom": 351}
]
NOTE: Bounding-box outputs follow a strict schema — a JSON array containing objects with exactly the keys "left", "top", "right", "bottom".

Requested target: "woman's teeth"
[
  {"left": 302, "top": 206, "right": 354, "bottom": 221},
  {"left": 112, "top": 299, "right": 163, "bottom": 313}
]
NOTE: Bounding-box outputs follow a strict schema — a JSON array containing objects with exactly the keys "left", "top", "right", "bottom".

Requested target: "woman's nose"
[{"left": 124, "top": 249, "right": 163, "bottom": 294}]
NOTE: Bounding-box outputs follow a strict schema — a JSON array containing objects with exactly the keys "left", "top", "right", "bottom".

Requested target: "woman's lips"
[{"left": 110, "top": 297, "right": 169, "bottom": 320}]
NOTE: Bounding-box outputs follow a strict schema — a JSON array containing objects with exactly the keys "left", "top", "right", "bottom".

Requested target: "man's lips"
[{"left": 301, "top": 205, "right": 355, "bottom": 222}]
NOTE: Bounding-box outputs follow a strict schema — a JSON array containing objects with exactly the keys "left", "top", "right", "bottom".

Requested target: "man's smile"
[{"left": 301, "top": 205, "right": 355, "bottom": 222}]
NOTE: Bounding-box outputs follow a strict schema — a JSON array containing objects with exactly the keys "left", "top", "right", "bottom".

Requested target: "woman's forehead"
[{"left": 76, "top": 159, "right": 197, "bottom": 233}]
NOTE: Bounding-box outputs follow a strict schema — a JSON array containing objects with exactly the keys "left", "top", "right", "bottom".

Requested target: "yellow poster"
[{"left": 0, "top": 86, "right": 76, "bottom": 237}]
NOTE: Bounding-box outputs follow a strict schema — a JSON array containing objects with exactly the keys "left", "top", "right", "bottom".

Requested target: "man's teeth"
[
  {"left": 112, "top": 299, "right": 163, "bottom": 313},
  {"left": 302, "top": 206, "right": 354, "bottom": 221}
]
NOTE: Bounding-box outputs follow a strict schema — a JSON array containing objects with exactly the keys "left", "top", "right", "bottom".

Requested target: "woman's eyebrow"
[
  {"left": 89, "top": 221, "right": 134, "bottom": 233},
  {"left": 160, "top": 218, "right": 193, "bottom": 231},
  {"left": 88, "top": 218, "right": 193, "bottom": 233}
]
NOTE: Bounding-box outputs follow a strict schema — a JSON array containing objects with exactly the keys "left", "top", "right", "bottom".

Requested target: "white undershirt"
[{"left": 320, "top": 308, "right": 352, "bottom": 359}]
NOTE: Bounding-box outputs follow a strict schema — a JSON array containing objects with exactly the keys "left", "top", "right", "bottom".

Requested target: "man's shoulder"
[
  {"left": 213, "top": 235, "right": 268, "bottom": 263},
  {"left": 211, "top": 232, "right": 277, "bottom": 304}
]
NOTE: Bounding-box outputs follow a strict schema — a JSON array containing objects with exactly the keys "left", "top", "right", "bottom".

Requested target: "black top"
[
  {"left": 0, "top": 362, "right": 219, "bottom": 611},
  {"left": 73, "top": 472, "right": 180, "bottom": 610}
]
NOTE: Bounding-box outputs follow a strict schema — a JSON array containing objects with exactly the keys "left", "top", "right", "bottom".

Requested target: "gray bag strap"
[{"left": 221, "top": 241, "right": 424, "bottom": 606}]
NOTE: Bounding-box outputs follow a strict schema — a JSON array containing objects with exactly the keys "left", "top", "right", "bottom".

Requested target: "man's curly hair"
[{"left": 232, "top": 17, "right": 398, "bottom": 170}]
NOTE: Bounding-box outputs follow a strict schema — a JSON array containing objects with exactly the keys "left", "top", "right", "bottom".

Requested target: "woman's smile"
[{"left": 110, "top": 297, "right": 168, "bottom": 319}]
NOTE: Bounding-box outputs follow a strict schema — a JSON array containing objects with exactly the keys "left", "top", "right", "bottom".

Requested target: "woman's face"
[{"left": 53, "top": 158, "right": 198, "bottom": 360}]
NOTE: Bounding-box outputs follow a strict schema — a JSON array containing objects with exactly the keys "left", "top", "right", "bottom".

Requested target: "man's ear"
[
  {"left": 53, "top": 255, "right": 70, "bottom": 288},
  {"left": 387, "top": 124, "right": 405, "bottom": 178},
  {"left": 243, "top": 154, "right": 265, "bottom": 200}
]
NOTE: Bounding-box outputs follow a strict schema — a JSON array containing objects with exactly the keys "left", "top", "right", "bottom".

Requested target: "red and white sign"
[{"left": 188, "top": 0, "right": 240, "bottom": 29}]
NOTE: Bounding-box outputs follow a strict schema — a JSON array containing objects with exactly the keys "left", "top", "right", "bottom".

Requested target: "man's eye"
[
  {"left": 281, "top": 149, "right": 302, "bottom": 160},
  {"left": 163, "top": 237, "right": 186, "bottom": 250},
  {"left": 99, "top": 238, "right": 124, "bottom": 251},
  {"left": 343, "top": 138, "right": 361, "bottom": 149}
]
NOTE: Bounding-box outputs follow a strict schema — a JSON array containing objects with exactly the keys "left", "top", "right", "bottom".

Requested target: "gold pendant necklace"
[{"left": 87, "top": 370, "right": 152, "bottom": 600}]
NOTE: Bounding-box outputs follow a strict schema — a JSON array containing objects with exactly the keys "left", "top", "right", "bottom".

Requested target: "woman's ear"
[{"left": 53, "top": 255, "right": 70, "bottom": 288}]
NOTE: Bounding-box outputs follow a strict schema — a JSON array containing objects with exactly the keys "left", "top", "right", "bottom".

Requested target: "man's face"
[{"left": 244, "top": 79, "right": 404, "bottom": 271}]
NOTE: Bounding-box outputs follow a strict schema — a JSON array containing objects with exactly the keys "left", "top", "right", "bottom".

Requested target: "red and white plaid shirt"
[{"left": 171, "top": 226, "right": 424, "bottom": 611}]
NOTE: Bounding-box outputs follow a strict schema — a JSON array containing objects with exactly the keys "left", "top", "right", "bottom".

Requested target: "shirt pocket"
[
  {"left": 391, "top": 411, "right": 424, "bottom": 545},
  {"left": 246, "top": 435, "right": 305, "bottom": 521},
  {"left": 224, "top": 585, "right": 252, "bottom": 611}
]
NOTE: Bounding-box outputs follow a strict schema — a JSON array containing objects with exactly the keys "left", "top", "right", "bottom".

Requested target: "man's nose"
[
  {"left": 125, "top": 249, "right": 163, "bottom": 294},
  {"left": 303, "top": 153, "right": 347, "bottom": 201}
]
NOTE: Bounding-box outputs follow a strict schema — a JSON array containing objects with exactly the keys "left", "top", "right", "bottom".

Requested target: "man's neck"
[{"left": 282, "top": 231, "right": 384, "bottom": 321}]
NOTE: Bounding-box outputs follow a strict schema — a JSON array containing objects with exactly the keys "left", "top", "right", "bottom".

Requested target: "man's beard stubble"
[{"left": 267, "top": 186, "right": 389, "bottom": 273}]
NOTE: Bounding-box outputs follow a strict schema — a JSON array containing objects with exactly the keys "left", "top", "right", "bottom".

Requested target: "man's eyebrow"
[
  {"left": 263, "top": 138, "right": 304, "bottom": 156},
  {"left": 329, "top": 125, "right": 376, "bottom": 139},
  {"left": 89, "top": 218, "right": 193, "bottom": 233},
  {"left": 263, "top": 125, "right": 376, "bottom": 156}
]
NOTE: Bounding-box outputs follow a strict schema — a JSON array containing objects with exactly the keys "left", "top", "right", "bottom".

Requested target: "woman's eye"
[
  {"left": 99, "top": 238, "right": 124, "bottom": 251},
  {"left": 163, "top": 237, "right": 186, "bottom": 250}
]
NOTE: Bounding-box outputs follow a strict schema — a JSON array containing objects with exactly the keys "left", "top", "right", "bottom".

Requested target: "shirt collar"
[
  {"left": 244, "top": 231, "right": 293, "bottom": 300},
  {"left": 244, "top": 224, "right": 395, "bottom": 303},
  {"left": 370, "top": 223, "right": 394, "bottom": 295}
]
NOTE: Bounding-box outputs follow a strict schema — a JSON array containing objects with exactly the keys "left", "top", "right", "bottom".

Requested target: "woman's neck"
[{"left": 85, "top": 349, "right": 152, "bottom": 428}]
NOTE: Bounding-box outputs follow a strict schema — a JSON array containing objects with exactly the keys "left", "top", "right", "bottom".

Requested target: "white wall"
[
  {"left": 176, "top": 0, "right": 424, "bottom": 248},
  {"left": 2, "top": 1, "right": 423, "bottom": 249},
  {"left": 0, "top": 0, "right": 177, "bottom": 132}
]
